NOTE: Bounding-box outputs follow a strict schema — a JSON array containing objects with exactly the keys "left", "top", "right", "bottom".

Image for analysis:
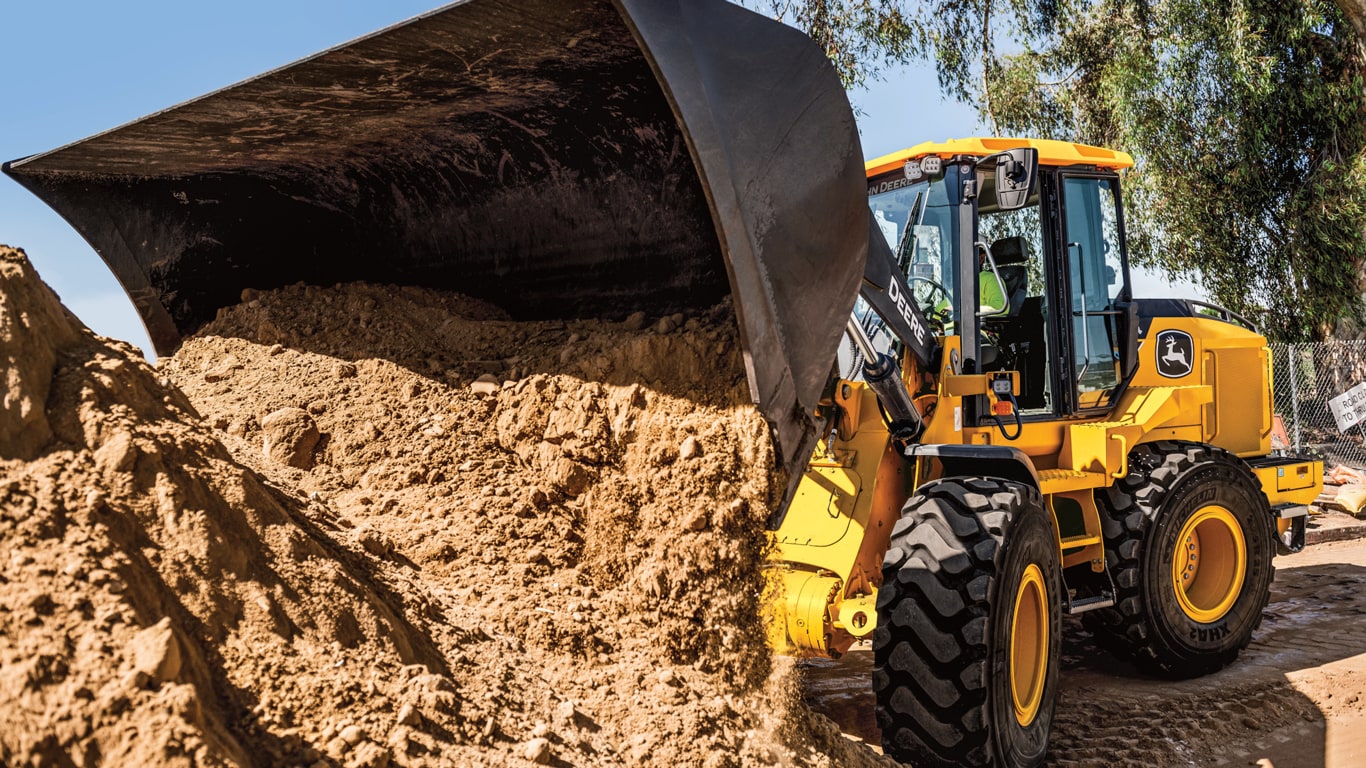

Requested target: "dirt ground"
[
  {"left": 0, "top": 245, "right": 887, "bottom": 768},
  {"left": 8, "top": 238, "right": 1366, "bottom": 768},
  {"left": 804, "top": 535, "right": 1366, "bottom": 767}
]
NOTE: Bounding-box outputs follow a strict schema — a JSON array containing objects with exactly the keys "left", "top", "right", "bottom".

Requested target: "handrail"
[
  {"left": 1186, "top": 299, "right": 1257, "bottom": 332},
  {"left": 975, "top": 240, "right": 1010, "bottom": 318},
  {"left": 1070, "top": 242, "right": 1091, "bottom": 383}
]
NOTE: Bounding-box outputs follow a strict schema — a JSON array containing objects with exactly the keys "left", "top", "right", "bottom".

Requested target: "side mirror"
[{"left": 994, "top": 148, "right": 1038, "bottom": 210}]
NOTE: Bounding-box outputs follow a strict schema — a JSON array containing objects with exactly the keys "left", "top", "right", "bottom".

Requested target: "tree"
[
  {"left": 740, "top": 1, "right": 918, "bottom": 88},
  {"left": 917, "top": 0, "right": 1366, "bottom": 341},
  {"left": 753, "top": 0, "right": 1366, "bottom": 341}
]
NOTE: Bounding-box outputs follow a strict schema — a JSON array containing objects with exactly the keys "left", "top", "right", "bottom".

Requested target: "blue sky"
[{"left": 0, "top": 1, "right": 1200, "bottom": 356}]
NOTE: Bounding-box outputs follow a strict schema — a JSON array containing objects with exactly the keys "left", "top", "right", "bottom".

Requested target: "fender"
[{"left": 906, "top": 444, "right": 1040, "bottom": 489}]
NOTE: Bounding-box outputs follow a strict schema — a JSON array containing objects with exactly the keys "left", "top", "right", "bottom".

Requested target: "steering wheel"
[{"left": 908, "top": 275, "right": 950, "bottom": 313}]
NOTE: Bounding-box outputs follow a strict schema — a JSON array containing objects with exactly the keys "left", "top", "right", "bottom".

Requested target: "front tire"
[
  {"left": 873, "top": 478, "right": 1061, "bottom": 768},
  {"left": 1084, "top": 441, "right": 1274, "bottom": 678}
]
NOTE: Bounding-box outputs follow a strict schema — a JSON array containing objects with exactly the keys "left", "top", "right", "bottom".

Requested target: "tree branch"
[
  {"left": 981, "top": 0, "right": 999, "bottom": 135},
  {"left": 1335, "top": 0, "right": 1366, "bottom": 56}
]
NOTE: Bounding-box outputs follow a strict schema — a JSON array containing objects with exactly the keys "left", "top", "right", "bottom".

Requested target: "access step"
[
  {"left": 1037, "top": 468, "right": 1109, "bottom": 495},
  {"left": 1064, "top": 592, "right": 1116, "bottom": 614}
]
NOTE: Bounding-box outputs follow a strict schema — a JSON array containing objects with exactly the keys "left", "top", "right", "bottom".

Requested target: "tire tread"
[
  {"left": 1083, "top": 440, "right": 1274, "bottom": 678},
  {"left": 874, "top": 478, "right": 1051, "bottom": 767}
]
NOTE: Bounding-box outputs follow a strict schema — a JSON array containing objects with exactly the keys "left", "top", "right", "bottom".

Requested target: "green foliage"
[
  {"left": 911, "top": 0, "right": 1366, "bottom": 341},
  {"left": 743, "top": 0, "right": 1366, "bottom": 339},
  {"left": 738, "top": 1, "right": 917, "bottom": 88}
]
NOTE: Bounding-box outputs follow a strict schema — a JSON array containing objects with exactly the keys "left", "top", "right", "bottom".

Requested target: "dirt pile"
[{"left": 1, "top": 245, "right": 888, "bottom": 767}]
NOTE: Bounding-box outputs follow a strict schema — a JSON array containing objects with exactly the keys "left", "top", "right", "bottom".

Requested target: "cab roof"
[{"left": 866, "top": 137, "right": 1134, "bottom": 177}]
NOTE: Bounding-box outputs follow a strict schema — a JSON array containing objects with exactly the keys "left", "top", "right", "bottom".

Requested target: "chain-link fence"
[{"left": 1271, "top": 341, "right": 1366, "bottom": 469}]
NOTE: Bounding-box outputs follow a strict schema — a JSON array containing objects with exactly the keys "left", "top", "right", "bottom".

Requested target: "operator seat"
[
  {"left": 990, "top": 235, "right": 1030, "bottom": 316},
  {"left": 982, "top": 236, "right": 1044, "bottom": 407}
]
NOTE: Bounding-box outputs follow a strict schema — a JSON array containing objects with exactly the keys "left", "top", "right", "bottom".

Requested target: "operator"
[
  {"left": 932, "top": 245, "right": 1007, "bottom": 323},
  {"left": 978, "top": 245, "right": 1007, "bottom": 315}
]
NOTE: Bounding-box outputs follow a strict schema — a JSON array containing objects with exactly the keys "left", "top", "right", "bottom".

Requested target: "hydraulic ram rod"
[{"left": 846, "top": 317, "right": 924, "bottom": 440}]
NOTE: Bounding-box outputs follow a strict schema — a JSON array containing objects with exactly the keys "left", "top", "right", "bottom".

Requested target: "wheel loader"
[
  {"left": 2, "top": 1, "right": 1322, "bottom": 766},
  {"left": 768, "top": 138, "right": 1322, "bottom": 765}
]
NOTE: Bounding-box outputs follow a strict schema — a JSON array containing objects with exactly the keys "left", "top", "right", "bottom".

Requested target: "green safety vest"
[{"left": 934, "top": 270, "right": 1007, "bottom": 319}]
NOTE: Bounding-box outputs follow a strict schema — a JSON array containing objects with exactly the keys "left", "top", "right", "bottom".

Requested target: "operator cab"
[{"left": 866, "top": 138, "right": 1137, "bottom": 422}]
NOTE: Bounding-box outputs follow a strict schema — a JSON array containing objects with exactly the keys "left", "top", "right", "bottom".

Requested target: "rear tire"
[
  {"left": 1084, "top": 441, "right": 1274, "bottom": 677},
  {"left": 874, "top": 478, "right": 1061, "bottom": 768}
]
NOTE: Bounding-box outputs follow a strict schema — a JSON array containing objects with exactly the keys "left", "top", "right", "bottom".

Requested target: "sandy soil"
[{"left": 0, "top": 245, "right": 889, "bottom": 768}]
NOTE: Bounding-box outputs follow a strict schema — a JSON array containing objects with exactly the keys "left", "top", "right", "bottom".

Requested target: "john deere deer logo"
[
  {"left": 1161, "top": 337, "right": 1188, "bottom": 369},
  {"left": 1155, "top": 330, "right": 1194, "bottom": 378}
]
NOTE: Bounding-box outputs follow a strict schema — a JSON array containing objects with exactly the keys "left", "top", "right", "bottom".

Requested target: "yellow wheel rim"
[
  {"left": 1170, "top": 504, "right": 1246, "bottom": 624},
  {"left": 1010, "top": 563, "right": 1048, "bottom": 726}
]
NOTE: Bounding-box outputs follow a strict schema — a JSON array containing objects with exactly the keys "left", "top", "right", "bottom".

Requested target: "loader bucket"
[{"left": 2, "top": 0, "right": 868, "bottom": 478}]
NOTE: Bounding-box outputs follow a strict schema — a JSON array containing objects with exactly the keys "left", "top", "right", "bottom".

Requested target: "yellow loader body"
[{"left": 770, "top": 183, "right": 1321, "bottom": 657}]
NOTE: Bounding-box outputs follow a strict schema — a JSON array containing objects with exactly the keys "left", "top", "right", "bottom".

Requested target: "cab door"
[{"left": 1059, "top": 174, "right": 1131, "bottom": 413}]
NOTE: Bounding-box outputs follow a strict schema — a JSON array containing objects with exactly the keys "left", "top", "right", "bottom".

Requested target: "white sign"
[{"left": 1328, "top": 381, "right": 1366, "bottom": 431}]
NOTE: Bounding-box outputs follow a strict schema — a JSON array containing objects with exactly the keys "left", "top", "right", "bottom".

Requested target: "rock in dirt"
[
  {"left": 339, "top": 724, "right": 366, "bottom": 746},
  {"left": 126, "top": 617, "right": 183, "bottom": 686},
  {"left": 260, "top": 407, "right": 321, "bottom": 469},
  {"left": 621, "top": 311, "right": 646, "bottom": 331},
  {"left": 355, "top": 524, "right": 395, "bottom": 557},
  {"left": 203, "top": 355, "right": 244, "bottom": 382},
  {"left": 523, "top": 737, "right": 551, "bottom": 764},
  {"left": 553, "top": 699, "right": 579, "bottom": 728},
  {"left": 94, "top": 430, "right": 139, "bottom": 475},
  {"left": 470, "top": 374, "right": 500, "bottom": 396},
  {"left": 397, "top": 702, "right": 421, "bottom": 727}
]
